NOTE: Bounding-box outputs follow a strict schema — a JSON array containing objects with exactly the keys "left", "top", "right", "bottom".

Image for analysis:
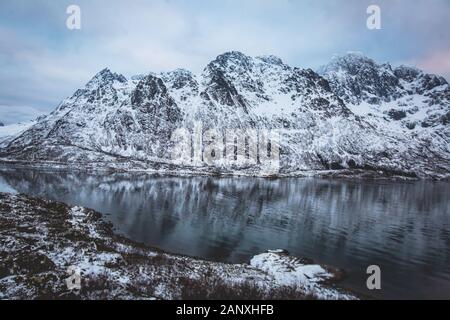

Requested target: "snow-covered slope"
[
  {"left": 319, "top": 52, "right": 449, "bottom": 130},
  {"left": 318, "top": 53, "right": 450, "bottom": 178},
  {"left": 1, "top": 52, "right": 449, "bottom": 178},
  {"left": 0, "top": 121, "right": 36, "bottom": 148},
  {"left": 0, "top": 193, "right": 355, "bottom": 300}
]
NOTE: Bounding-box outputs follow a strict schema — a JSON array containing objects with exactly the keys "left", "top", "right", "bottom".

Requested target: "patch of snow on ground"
[{"left": 249, "top": 250, "right": 354, "bottom": 300}]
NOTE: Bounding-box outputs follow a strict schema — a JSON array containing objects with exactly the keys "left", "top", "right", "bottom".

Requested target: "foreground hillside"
[
  {"left": 0, "top": 193, "right": 355, "bottom": 300},
  {"left": 1, "top": 52, "right": 449, "bottom": 178}
]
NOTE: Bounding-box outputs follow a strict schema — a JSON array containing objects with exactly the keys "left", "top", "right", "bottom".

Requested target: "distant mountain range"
[
  {"left": 1, "top": 52, "right": 449, "bottom": 178},
  {"left": 0, "top": 120, "right": 35, "bottom": 149}
]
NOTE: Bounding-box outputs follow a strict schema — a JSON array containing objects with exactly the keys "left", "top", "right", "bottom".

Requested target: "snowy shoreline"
[
  {"left": 0, "top": 159, "right": 441, "bottom": 181},
  {"left": 0, "top": 192, "right": 357, "bottom": 300}
]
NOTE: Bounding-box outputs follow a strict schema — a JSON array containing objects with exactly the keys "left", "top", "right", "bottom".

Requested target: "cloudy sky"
[{"left": 1, "top": 0, "right": 449, "bottom": 124}]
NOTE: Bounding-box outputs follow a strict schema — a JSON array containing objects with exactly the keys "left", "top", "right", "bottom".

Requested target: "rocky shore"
[{"left": 0, "top": 193, "right": 356, "bottom": 300}]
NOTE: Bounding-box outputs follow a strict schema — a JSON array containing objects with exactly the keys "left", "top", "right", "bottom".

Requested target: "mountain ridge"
[{"left": 1, "top": 51, "right": 449, "bottom": 178}]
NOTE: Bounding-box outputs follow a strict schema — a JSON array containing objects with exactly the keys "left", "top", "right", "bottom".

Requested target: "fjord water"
[{"left": 0, "top": 168, "right": 449, "bottom": 299}]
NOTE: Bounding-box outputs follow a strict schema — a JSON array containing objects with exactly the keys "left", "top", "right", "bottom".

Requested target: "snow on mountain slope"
[
  {"left": 319, "top": 52, "right": 449, "bottom": 131},
  {"left": 0, "top": 121, "right": 36, "bottom": 148},
  {"left": 318, "top": 53, "right": 450, "bottom": 178},
  {"left": 1, "top": 52, "right": 449, "bottom": 178}
]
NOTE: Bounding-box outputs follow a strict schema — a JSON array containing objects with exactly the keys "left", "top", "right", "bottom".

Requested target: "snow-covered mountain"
[
  {"left": 0, "top": 121, "right": 36, "bottom": 148},
  {"left": 1, "top": 52, "right": 449, "bottom": 178},
  {"left": 319, "top": 52, "right": 450, "bottom": 129}
]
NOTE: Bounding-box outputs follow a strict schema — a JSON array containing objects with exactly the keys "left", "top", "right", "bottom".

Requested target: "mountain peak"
[
  {"left": 217, "top": 51, "right": 249, "bottom": 59},
  {"left": 208, "top": 51, "right": 253, "bottom": 69},
  {"left": 393, "top": 65, "right": 422, "bottom": 82},
  {"left": 394, "top": 65, "right": 448, "bottom": 86},
  {"left": 86, "top": 68, "right": 127, "bottom": 88},
  {"left": 319, "top": 52, "right": 379, "bottom": 75},
  {"left": 162, "top": 68, "right": 193, "bottom": 77},
  {"left": 333, "top": 52, "right": 373, "bottom": 63},
  {"left": 318, "top": 53, "right": 402, "bottom": 104},
  {"left": 98, "top": 67, "right": 112, "bottom": 75},
  {"left": 256, "top": 55, "right": 284, "bottom": 66}
]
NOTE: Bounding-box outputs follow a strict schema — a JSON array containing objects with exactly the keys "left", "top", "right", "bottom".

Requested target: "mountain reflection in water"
[{"left": 0, "top": 168, "right": 449, "bottom": 299}]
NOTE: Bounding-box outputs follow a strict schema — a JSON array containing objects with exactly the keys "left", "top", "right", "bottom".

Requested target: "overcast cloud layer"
[{"left": 1, "top": 0, "right": 449, "bottom": 124}]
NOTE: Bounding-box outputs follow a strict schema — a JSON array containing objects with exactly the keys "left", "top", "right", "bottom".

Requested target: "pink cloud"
[{"left": 417, "top": 51, "right": 450, "bottom": 79}]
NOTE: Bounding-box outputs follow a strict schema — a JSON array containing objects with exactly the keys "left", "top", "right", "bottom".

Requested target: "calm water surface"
[{"left": 0, "top": 168, "right": 449, "bottom": 299}]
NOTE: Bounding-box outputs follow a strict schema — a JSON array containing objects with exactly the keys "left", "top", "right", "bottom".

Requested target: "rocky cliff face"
[{"left": 1, "top": 52, "right": 449, "bottom": 178}]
